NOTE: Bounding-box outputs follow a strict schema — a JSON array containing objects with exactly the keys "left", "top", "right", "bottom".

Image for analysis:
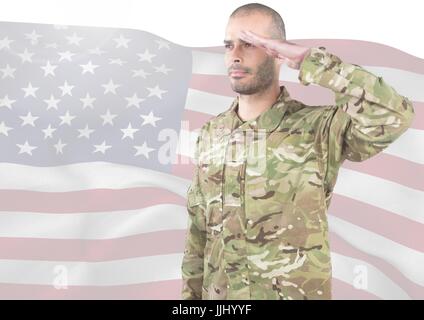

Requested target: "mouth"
[{"left": 230, "top": 71, "right": 248, "bottom": 78}]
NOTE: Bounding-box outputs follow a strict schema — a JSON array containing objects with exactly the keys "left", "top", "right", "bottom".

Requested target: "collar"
[{"left": 216, "top": 85, "right": 292, "bottom": 135}]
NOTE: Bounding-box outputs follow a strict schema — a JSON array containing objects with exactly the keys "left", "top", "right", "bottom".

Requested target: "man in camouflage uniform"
[{"left": 181, "top": 3, "right": 415, "bottom": 300}]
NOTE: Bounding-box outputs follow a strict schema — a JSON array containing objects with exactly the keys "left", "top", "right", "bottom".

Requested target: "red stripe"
[
  {"left": 191, "top": 39, "right": 424, "bottom": 74},
  {"left": 0, "top": 188, "right": 185, "bottom": 213}
]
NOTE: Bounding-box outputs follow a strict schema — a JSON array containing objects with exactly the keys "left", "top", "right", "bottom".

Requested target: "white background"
[{"left": 0, "top": 0, "right": 423, "bottom": 58}]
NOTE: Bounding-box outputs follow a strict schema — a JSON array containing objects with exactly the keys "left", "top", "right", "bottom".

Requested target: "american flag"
[{"left": 0, "top": 20, "right": 422, "bottom": 299}]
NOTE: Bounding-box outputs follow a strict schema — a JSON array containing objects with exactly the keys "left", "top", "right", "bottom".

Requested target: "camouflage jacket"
[{"left": 181, "top": 46, "right": 415, "bottom": 300}]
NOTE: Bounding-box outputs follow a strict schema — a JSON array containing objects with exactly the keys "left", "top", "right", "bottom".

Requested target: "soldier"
[{"left": 181, "top": 2, "right": 415, "bottom": 300}]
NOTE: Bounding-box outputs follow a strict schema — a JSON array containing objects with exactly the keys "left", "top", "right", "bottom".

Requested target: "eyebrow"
[{"left": 223, "top": 39, "right": 249, "bottom": 45}]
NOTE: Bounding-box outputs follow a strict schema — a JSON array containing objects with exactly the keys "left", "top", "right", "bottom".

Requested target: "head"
[{"left": 224, "top": 3, "right": 286, "bottom": 95}]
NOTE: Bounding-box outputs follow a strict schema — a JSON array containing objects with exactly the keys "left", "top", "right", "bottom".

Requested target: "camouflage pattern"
[{"left": 181, "top": 46, "right": 415, "bottom": 300}]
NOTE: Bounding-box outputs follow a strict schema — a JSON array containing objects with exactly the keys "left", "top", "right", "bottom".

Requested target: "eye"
[
  {"left": 224, "top": 44, "right": 232, "bottom": 49},
  {"left": 245, "top": 42, "right": 252, "bottom": 47}
]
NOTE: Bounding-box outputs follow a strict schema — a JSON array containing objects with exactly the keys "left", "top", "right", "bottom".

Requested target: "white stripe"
[
  {"left": 331, "top": 252, "right": 410, "bottom": 299},
  {"left": 335, "top": 167, "right": 424, "bottom": 224},
  {"left": 329, "top": 215, "right": 424, "bottom": 287},
  {"left": 192, "top": 50, "right": 424, "bottom": 101},
  {"left": 0, "top": 205, "right": 188, "bottom": 239},
  {"left": 183, "top": 91, "right": 423, "bottom": 164},
  {"left": 0, "top": 254, "right": 183, "bottom": 286},
  {"left": 0, "top": 162, "right": 190, "bottom": 196}
]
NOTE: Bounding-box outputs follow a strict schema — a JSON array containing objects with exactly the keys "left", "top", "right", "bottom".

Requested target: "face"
[{"left": 224, "top": 12, "right": 280, "bottom": 95}]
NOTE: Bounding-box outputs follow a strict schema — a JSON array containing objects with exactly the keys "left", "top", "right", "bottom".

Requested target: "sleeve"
[
  {"left": 297, "top": 46, "right": 415, "bottom": 193},
  {"left": 181, "top": 132, "right": 207, "bottom": 300}
]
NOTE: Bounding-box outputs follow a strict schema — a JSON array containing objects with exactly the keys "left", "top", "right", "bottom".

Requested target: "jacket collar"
[{"left": 216, "top": 85, "right": 292, "bottom": 135}]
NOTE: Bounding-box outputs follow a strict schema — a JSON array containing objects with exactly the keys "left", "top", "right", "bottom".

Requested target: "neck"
[{"left": 237, "top": 83, "right": 281, "bottom": 121}]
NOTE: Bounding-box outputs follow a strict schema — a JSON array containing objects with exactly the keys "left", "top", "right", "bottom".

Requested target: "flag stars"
[
  {"left": 93, "top": 141, "right": 112, "bottom": 154},
  {"left": 1, "top": 64, "right": 16, "bottom": 79},
  {"left": 100, "top": 109, "right": 117, "bottom": 126},
  {"left": 80, "top": 60, "right": 99, "bottom": 74},
  {"left": 125, "top": 93, "right": 145, "bottom": 109},
  {"left": 0, "top": 95, "right": 16, "bottom": 109},
  {"left": 24, "top": 30, "right": 43, "bottom": 45},
  {"left": 146, "top": 85, "right": 167, "bottom": 99},
  {"left": 134, "top": 142, "right": 154, "bottom": 159},
  {"left": 109, "top": 58, "right": 126, "bottom": 66},
  {"left": 17, "top": 140, "right": 37, "bottom": 155},
  {"left": 101, "top": 79, "right": 121, "bottom": 95},
  {"left": 140, "top": 111, "right": 162, "bottom": 127},
  {"left": 20, "top": 112, "right": 39, "bottom": 127},
  {"left": 0, "top": 36, "right": 14, "bottom": 50},
  {"left": 77, "top": 124, "right": 95, "bottom": 139},
  {"left": 58, "top": 51, "right": 75, "bottom": 62},
  {"left": 80, "top": 93, "right": 96, "bottom": 109},
  {"left": 22, "top": 82, "right": 39, "bottom": 98},
  {"left": 54, "top": 139, "right": 66, "bottom": 154},
  {"left": 113, "top": 34, "right": 131, "bottom": 48},
  {"left": 121, "top": 123, "right": 139, "bottom": 140},
  {"left": 0, "top": 121, "right": 13, "bottom": 136},
  {"left": 59, "top": 111, "right": 76, "bottom": 126},
  {"left": 41, "top": 60, "right": 58, "bottom": 77},
  {"left": 44, "top": 94, "right": 61, "bottom": 110},
  {"left": 132, "top": 68, "right": 151, "bottom": 79},
  {"left": 18, "top": 48, "right": 34, "bottom": 63},
  {"left": 154, "top": 64, "right": 172, "bottom": 75},
  {"left": 58, "top": 81, "right": 74, "bottom": 96},
  {"left": 137, "top": 49, "right": 156, "bottom": 63},
  {"left": 155, "top": 39, "right": 171, "bottom": 50},
  {"left": 66, "top": 32, "right": 83, "bottom": 46},
  {"left": 42, "top": 124, "right": 57, "bottom": 139}
]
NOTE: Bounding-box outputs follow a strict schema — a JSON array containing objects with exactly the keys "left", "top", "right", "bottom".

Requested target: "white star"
[
  {"left": 54, "top": 139, "right": 66, "bottom": 154},
  {"left": 109, "top": 58, "right": 126, "bottom": 66},
  {"left": 41, "top": 60, "right": 58, "bottom": 77},
  {"left": 42, "top": 124, "right": 56, "bottom": 139},
  {"left": 0, "top": 121, "right": 13, "bottom": 136},
  {"left": 132, "top": 68, "right": 151, "bottom": 79},
  {"left": 146, "top": 85, "right": 167, "bottom": 99},
  {"left": 80, "top": 93, "right": 96, "bottom": 109},
  {"left": 154, "top": 64, "right": 172, "bottom": 75},
  {"left": 1, "top": 64, "right": 16, "bottom": 79},
  {"left": 0, "top": 36, "right": 14, "bottom": 50},
  {"left": 44, "top": 94, "right": 60, "bottom": 110},
  {"left": 121, "top": 123, "right": 139, "bottom": 140},
  {"left": 18, "top": 48, "right": 34, "bottom": 63},
  {"left": 88, "top": 47, "right": 106, "bottom": 55},
  {"left": 17, "top": 140, "right": 37, "bottom": 155},
  {"left": 93, "top": 141, "right": 112, "bottom": 154},
  {"left": 24, "top": 30, "right": 42, "bottom": 45},
  {"left": 58, "top": 81, "right": 74, "bottom": 96},
  {"left": 137, "top": 49, "right": 156, "bottom": 63},
  {"left": 101, "top": 79, "right": 121, "bottom": 95},
  {"left": 66, "top": 32, "right": 83, "bottom": 46},
  {"left": 77, "top": 124, "right": 95, "bottom": 139},
  {"left": 22, "top": 82, "right": 39, "bottom": 98},
  {"left": 140, "top": 111, "right": 162, "bottom": 127},
  {"left": 100, "top": 109, "right": 117, "bottom": 126},
  {"left": 59, "top": 110, "right": 76, "bottom": 126},
  {"left": 134, "top": 142, "right": 154, "bottom": 158},
  {"left": 155, "top": 39, "right": 171, "bottom": 50},
  {"left": 58, "top": 51, "right": 75, "bottom": 62},
  {"left": 113, "top": 34, "right": 131, "bottom": 48},
  {"left": 20, "top": 111, "right": 39, "bottom": 127},
  {"left": 125, "top": 93, "right": 145, "bottom": 109},
  {"left": 80, "top": 60, "right": 99, "bottom": 74},
  {"left": 0, "top": 95, "right": 16, "bottom": 109}
]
